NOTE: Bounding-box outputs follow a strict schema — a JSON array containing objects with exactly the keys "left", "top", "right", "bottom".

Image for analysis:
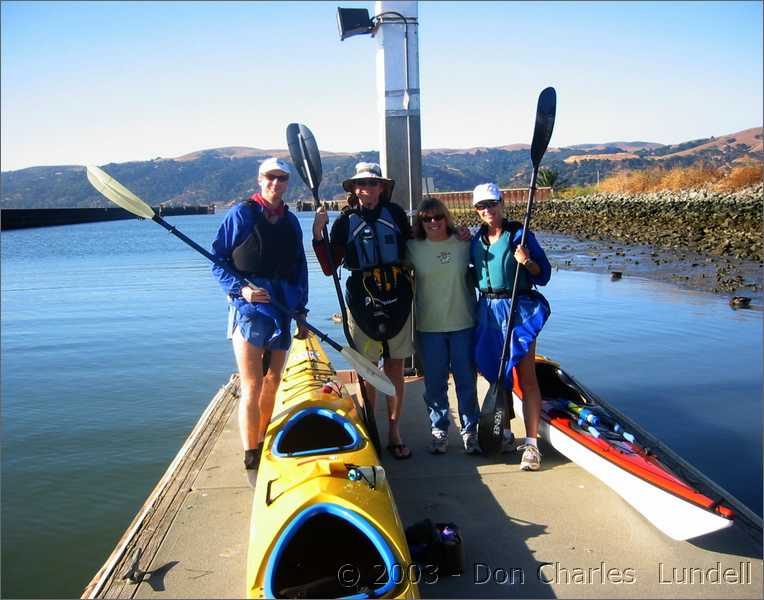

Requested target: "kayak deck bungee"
[
  {"left": 512, "top": 356, "right": 739, "bottom": 541},
  {"left": 247, "top": 333, "right": 418, "bottom": 599}
]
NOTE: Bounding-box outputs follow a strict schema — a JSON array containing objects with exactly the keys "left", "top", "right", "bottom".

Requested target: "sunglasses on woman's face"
[
  {"left": 475, "top": 200, "right": 499, "bottom": 210},
  {"left": 420, "top": 214, "right": 445, "bottom": 223},
  {"left": 355, "top": 179, "right": 380, "bottom": 188},
  {"left": 264, "top": 173, "right": 289, "bottom": 182}
]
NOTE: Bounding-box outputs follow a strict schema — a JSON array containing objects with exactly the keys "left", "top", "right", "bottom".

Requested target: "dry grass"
[
  {"left": 597, "top": 163, "right": 762, "bottom": 193},
  {"left": 713, "top": 165, "right": 764, "bottom": 192}
]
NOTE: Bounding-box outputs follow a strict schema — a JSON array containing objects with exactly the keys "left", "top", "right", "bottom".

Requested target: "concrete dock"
[{"left": 83, "top": 373, "right": 762, "bottom": 598}]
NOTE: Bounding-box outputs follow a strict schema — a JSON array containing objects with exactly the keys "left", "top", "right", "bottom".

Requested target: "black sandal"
[{"left": 387, "top": 443, "right": 413, "bottom": 460}]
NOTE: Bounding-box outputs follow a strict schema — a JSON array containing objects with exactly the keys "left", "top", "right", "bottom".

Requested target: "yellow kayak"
[{"left": 246, "top": 333, "right": 419, "bottom": 599}]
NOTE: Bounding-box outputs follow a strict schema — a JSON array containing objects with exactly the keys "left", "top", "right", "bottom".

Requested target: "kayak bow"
[
  {"left": 246, "top": 333, "right": 418, "bottom": 599},
  {"left": 515, "top": 356, "right": 743, "bottom": 541}
]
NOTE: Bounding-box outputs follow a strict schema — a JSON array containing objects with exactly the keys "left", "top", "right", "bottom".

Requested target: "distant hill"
[
  {"left": 564, "top": 127, "right": 763, "bottom": 166},
  {"left": 2, "top": 127, "right": 761, "bottom": 209}
]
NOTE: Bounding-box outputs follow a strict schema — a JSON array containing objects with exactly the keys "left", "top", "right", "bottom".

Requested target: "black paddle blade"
[
  {"left": 478, "top": 382, "right": 509, "bottom": 455},
  {"left": 286, "top": 123, "right": 323, "bottom": 198},
  {"left": 530, "top": 87, "right": 557, "bottom": 169}
]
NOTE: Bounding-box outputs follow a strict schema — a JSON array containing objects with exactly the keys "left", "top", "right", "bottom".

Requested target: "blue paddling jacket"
[{"left": 211, "top": 201, "right": 308, "bottom": 341}]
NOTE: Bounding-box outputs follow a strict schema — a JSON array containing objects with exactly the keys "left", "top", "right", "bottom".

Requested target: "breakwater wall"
[
  {"left": 0, "top": 205, "right": 215, "bottom": 231},
  {"left": 450, "top": 185, "right": 762, "bottom": 262},
  {"left": 529, "top": 185, "right": 763, "bottom": 262}
]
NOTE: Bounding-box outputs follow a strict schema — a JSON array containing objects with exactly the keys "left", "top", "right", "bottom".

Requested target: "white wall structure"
[{"left": 373, "top": 0, "right": 421, "bottom": 213}]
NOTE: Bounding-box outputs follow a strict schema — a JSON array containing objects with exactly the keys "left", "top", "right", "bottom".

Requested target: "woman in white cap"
[
  {"left": 211, "top": 157, "right": 309, "bottom": 482},
  {"left": 313, "top": 162, "right": 414, "bottom": 460},
  {"left": 470, "top": 182, "right": 551, "bottom": 471}
]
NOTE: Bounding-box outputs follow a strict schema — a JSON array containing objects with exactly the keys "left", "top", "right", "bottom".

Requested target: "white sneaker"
[
  {"left": 462, "top": 432, "right": 482, "bottom": 455},
  {"left": 429, "top": 429, "right": 448, "bottom": 454},
  {"left": 518, "top": 444, "right": 542, "bottom": 471}
]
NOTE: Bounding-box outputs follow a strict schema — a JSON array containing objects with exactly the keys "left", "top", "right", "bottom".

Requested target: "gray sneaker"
[
  {"left": 518, "top": 443, "right": 542, "bottom": 471},
  {"left": 429, "top": 429, "right": 448, "bottom": 454},
  {"left": 462, "top": 431, "right": 482, "bottom": 454}
]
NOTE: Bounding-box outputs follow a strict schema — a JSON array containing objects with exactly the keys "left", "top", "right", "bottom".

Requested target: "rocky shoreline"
[{"left": 500, "top": 184, "right": 763, "bottom": 302}]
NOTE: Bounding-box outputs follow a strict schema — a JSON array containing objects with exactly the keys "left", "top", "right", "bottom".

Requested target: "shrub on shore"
[{"left": 580, "top": 163, "right": 762, "bottom": 195}]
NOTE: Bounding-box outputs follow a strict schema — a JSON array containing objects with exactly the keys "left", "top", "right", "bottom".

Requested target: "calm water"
[{"left": 1, "top": 213, "right": 761, "bottom": 598}]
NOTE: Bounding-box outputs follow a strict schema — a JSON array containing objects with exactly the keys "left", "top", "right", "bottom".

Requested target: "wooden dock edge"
[{"left": 80, "top": 374, "right": 240, "bottom": 599}]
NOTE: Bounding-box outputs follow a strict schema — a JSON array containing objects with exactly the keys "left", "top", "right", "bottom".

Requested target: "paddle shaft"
[
  {"left": 150, "top": 213, "right": 344, "bottom": 354},
  {"left": 295, "top": 131, "right": 383, "bottom": 451},
  {"left": 496, "top": 167, "right": 539, "bottom": 387}
]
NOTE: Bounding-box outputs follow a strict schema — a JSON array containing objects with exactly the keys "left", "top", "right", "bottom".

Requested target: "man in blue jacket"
[{"left": 211, "top": 157, "right": 308, "bottom": 481}]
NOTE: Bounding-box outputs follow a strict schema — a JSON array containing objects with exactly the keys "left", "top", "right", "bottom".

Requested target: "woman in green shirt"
[{"left": 406, "top": 198, "right": 480, "bottom": 455}]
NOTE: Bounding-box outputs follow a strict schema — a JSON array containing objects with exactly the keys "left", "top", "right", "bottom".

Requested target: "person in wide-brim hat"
[{"left": 341, "top": 162, "right": 395, "bottom": 202}]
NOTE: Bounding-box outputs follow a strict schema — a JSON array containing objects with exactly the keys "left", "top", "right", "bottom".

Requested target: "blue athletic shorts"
[{"left": 227, "top": 305, "right": 291, "bottom": 351}]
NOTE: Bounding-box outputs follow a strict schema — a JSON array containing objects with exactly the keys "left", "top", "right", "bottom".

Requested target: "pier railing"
[{"left": 433, "top": 186, "right": 552, "bottom": 226}]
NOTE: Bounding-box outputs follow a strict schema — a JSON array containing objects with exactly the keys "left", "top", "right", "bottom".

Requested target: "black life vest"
[
  {"left": 231, "top": 202, "right": 298, "bottom": 281},
  {"left": 345, "top": 264, "right": 413, "bottom": 342}
]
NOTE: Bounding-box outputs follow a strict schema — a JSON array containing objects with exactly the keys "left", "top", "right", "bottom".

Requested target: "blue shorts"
[{"left": 227, "top": 305, "right": 291, "bottom": 351}]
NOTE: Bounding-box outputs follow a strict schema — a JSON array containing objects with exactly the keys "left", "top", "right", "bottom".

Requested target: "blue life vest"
[
  {"left": 472, "top": 220, "right": 531, "bottom": 294},
  {"left": 345, "top": 206, "right": 401, "bottom": 270}
]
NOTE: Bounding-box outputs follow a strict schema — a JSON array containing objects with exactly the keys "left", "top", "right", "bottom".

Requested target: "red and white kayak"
[{"left": 512, "top": 356, "right": 759, "bottom": 541}]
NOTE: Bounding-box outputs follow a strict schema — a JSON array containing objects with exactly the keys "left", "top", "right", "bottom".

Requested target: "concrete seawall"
[{"left": 0, "top": 206, "right": 215, "bottom": 230}]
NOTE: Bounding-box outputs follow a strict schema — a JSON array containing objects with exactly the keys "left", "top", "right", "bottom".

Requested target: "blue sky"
[{"left": 1, "top": 0, "right": 762, "bottom": 171}]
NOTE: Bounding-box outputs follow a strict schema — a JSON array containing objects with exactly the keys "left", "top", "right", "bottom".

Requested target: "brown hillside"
[
  {"left": 655, "top": 127, "right": 763, "bottom": 159},
  {"left": 564, "top": 152, "right": 640, "bottom": 164},
  {"left": 168, "top": 146, "right": 356, "bottom": 162}
]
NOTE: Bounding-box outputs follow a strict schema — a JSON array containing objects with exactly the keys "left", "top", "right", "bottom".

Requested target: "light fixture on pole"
[
  {"left": 336, "top": 6, "right": 415, "bottom": 216},
  {"left": 336, "top": 8, "right": 375, "bottom": 40}
]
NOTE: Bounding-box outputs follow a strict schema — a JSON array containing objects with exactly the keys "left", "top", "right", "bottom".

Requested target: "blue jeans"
[{"left": 416, "top": 328, "right": 479, "bottom": 435}]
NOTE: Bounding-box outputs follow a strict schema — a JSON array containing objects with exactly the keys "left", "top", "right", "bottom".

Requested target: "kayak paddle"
[
  {"left": 286, "top": 123, "right": 382, "bottom": 454},
  {"left": 477, "top": 86, "right": 557, "bottom": 454},
  {"left": 85, "top": 165, "right": 395, "bottom": 397}
]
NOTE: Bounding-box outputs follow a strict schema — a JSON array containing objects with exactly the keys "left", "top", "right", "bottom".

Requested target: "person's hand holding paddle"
[
  {"left": 242, "top": 286, "right": 271, "bottom": 304},
  {"left": 514, "top": 245, "right": 541, "bottom": 276},
  {"left": 294, "top": 315, "right": 309, "bottom": 340},
  {"left": 312, "top": 204, "right": 329, "bottom": 241}
]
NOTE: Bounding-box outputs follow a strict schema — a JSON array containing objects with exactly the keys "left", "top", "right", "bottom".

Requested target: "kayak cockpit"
[
  {"left": 272, "top": 407, "right": 364, "bottom": 457},
  {"left": 535, "top": 361, "right": 583, "bottom": 402},
  {"left": 264, "top": 503, "right": 398, "bottom": 598}
]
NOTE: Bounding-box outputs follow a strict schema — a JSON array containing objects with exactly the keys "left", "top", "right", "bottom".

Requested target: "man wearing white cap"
[
  {"left": 211, "top": 157, "right": 309, "bottom": 482},
  {"left": 470, "top": 182, "right": 552, "bottom": 471},
  {"left": 312, "top": 162, "right": 414, "bottom": 460}
]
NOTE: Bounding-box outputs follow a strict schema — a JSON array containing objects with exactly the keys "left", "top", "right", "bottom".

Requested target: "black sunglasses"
[
  {"left": 420, "top": 214, "right": 445, "bottom": 223},
  {"left": 263, "top": 173, "right": 289, "bottom": 182},
  {"left": 355, "top": 179, "right": 380, "bottom": 187},
  {"left": 475, "top": 200, "right": 499, "bottom": 210}
]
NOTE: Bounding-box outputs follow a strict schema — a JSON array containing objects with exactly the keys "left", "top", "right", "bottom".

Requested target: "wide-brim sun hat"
[
  {"left": 258, "top": 157, "right": 291, "bottom": 176},
  {"left": 342, "top": 162, "right": 395, "bottom": 197},
  {"left": 472, "top": 182, "right": 502, "bottom": 205}
]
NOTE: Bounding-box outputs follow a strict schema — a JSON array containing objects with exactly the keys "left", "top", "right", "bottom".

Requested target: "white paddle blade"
[
  {"left": 340, "top": 346, "right": 396, "bottom": 397},
  {"left": 86, "top": 165, "right": 156, "bottom": 219}
]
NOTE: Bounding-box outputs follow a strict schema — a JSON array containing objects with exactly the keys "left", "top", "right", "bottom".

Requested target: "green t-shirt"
[{"left": 405, "top": 235, "right": 476, "bottom": 333}]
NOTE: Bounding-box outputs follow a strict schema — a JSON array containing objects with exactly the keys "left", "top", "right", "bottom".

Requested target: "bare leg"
[
  {"left": 361, "top": 381, "right": 377, "bottom": 413},
  {"left": 383, "top": 358, "right": 406, "bottom": 447},
  {"left": 232, "top": 329, "right": 265, "bottom": 450},
  {"left": 256, "top": 349, "right": 287, "bottom": 442},
  {"left": 516, "top": 341, "right": 541, "bottom": 439}
]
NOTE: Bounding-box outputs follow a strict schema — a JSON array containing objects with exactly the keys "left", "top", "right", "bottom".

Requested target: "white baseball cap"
[
  {"left": 472, "top": 183, "right": 502, "bottom": 205},
  {"left": 258, "top": 157, "right": 291, "bottom": 176}
]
